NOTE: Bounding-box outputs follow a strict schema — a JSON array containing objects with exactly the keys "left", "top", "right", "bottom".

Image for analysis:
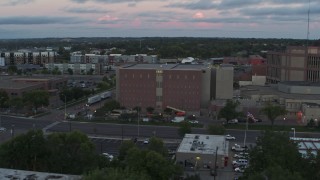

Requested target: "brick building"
[
  {"left": 116, "top": 64, "right": 233, "bottom": 112},
  {"left": 266, "top": 46, "right": 320, "bottom": 83}
]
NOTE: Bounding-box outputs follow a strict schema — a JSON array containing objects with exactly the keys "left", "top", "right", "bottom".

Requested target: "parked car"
[
  {"left": 102, "top": 153, "right": 114, "bottom": 161},
  {"left": 0, "top": 127, "right": 6, "bottom": 132},
  {"left": 143, "top": 138, "right": 149, "bottom": 144},
  {"left": 234, "top": 167, "right": 245, "bottom": 173},
  {"left": 232, "top": 144, "right": 247, "bottom": 152},
  {"left": 232, "top": 159, "right": 248, "bottom": 166},
  {"left": 228, "top": 119, "right": 238, "bottom": 124},
  {"left": 237, "top": 117, "right": 247, "bottom": 123},
  {"left": 189, "top": 120, "right": 199, "bottom": 124},
  {"left": 234, "top": 152, "right": 249, "bottom": 159},
  {"left": 225, "top": 134, "right": 236, "bottom": 140}
]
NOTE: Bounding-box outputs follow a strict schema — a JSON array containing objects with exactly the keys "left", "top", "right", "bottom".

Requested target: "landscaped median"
[
  {"left": 224, "top": 124, "right": 320, "bottom": 133},
  {"left": 70, "top": 116, "right": 204, "bottom": 128}
]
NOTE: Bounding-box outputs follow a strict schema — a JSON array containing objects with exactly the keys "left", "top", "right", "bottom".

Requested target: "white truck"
[
  {"left": 87, "top": 95, "right": 101, "bottom": 105},
  {"left": 100, "top": 91, "right": 112, "bottom": 99},
  {"left": 171, "top": 116, "right": 185, "bottom": 123}
]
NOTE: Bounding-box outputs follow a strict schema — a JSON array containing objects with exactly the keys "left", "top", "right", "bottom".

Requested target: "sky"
[{"left": 0, "top": 0, "right": 319, "bottom": 39}]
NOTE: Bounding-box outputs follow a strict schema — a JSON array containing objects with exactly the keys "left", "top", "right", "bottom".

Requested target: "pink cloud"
[
  {"left": 193, "top": 12, "right": 205, "bottom": 19},
  {"left": 97, "top": 15, "right": 118, "bottom": 22},
  {"left": 155, "top": 21, "right": 186, "bottom": 29},
  {"left": 131, "top": 18, "right": 141, "bottom": 28},
  {"left": 195, "top": 22, "right": 223, "bottom": 29}
]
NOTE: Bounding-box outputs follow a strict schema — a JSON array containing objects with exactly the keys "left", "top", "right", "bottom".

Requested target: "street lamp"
[
  {"left": 61, "top": 94, "right": 67, "bottom": 120},
  {"left": 291, "top": 128, "right": 295, "bottom": 138}
]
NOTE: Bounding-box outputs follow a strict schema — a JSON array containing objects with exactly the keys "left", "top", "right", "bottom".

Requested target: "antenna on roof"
[{"left": 306, "top": 0, "right": 311, "bottom": 47}]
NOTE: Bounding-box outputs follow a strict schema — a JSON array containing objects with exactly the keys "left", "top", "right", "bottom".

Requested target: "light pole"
[
  {"left": 64, "top": 95, "right": 67, "bottom": 120},
  {"left": 291, "top": 128, "right": 295, "bottom": 138},
  {"left": 137, "top": 106, "right": 140, "bottom": 139}
]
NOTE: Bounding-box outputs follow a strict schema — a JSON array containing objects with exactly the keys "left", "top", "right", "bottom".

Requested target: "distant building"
[
  {"left": 0, "top": 76, "right": 67, "bottom": 98},
  {"left": 70, "top": 53, "right": 158, "bottom": 65},
  {"left": 176, "top": 134, "right": 229, "bottom": 169},
  {"left": 0, "top": 51, "right": 56, "bottom": 66},
  {"left": 266, "top": 46, "right": 320, "bottom": 83},
  {"left": 45, "top": 63, "right": 102, "bottom": 75}
]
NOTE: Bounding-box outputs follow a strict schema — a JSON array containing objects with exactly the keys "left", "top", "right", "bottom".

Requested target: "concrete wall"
[
  {"left": 214, "top": 67, "right": 233, "bottom": 99},
  {"left": 289, "top": 70, "right": 304, "bottom": 81},
  {"left": 200, "top": 68, "right": 211, "bottom": 107},
  {"left": 278, "top": 83, "right": 320, "bottom": 94},
  {"left": 252, "top": 75, "right": 266, "bottom": 85},
  {"left": 290, "top": 56, "right": 305, "bottom": 68}
]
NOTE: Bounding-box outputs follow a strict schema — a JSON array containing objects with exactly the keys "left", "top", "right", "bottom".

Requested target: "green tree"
[
  {"left": 9, "top": 97, "right": 24, "bottom": 112},
  {"left": 146, "top": 107, "right": 154, "bottom": 114},
  {"left": 23, "top": 90, "right": 49, "bottom": 113},
  {"left": 0, "top": 89, "right": 9, "bottom": 108},
  {"left": 260, "top": 103, "right": 287, "bottom": 126},
  {"left": 243, "top": 131, "right": 303, "bottom": 179},
  {"left": 118, "top": 140, "right": 136, "bottom": 161},
  {"left": 0, "top": 130, "right": 48, "bottom": 171},
  {"left": 218, "top": 100, "right": 240, "bottom": 123},
  {"left": 83, "top": 167, "right": 151, "bottom": 180},
  {"left": 178, "top": 121, "right": 191, "bottom": 137},
  {"left": 8, "top": 65, "right": 18, "bottom": 74},
  {"left": 46, "top": 131, "right": 101, "bottom": 174},
  {"left": 52, "top": 67, "right": 61, "bottom": 75},
  {"left": 207, "top": 124, "right": 226, "bottom": 135},
  {"left": 67, "top": 68, "right": 73, "bottom": 75},
  {"left": 104, "top": 100, "right": 121, "bottom": 112},
  {"left": 147, "top": 137, "right": 168, "bottom": 157}
]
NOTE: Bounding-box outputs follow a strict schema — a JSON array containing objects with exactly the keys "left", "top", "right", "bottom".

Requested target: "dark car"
[
  {"left": 255, "top": 118, "right": 262, "bottom": 122},
  {"left": 238, "top": 117, "right": 247, "bottom": 123},
  {"left": 210, "top": 169, "right": 217, "bottom": 176}
]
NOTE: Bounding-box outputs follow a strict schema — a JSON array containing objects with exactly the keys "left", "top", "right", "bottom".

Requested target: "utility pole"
[
  {"left": 244, "top": 113, "right": 249, "bottom": 148},
  {"left": 213, "top": 147, "right": 218, "bottom": 180}
]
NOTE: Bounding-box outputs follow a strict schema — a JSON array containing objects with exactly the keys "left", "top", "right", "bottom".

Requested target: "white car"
[
  {"left": 102, "top": 153, "right": 114, "bottom": 161},
  {"left": 234, "top": 167, "right": 245, "bottom": 173},
  {"left": 225, "top": 134, "right": 236, "bottom": 140},
  {"left": 143, "top": 138, "right": 149, "bottom": 144},
  {"left": 0, "top": 127, "right": 6, "bottom": 131},
  {"left": 189, "top": 120, "right": 199, "bottom": 124}
]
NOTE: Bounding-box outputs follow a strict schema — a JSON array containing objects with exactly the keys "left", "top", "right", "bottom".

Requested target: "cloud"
[
  {"left": 64, "top": 6, "right": 111, "bottom": 14},
  {"left": 98, "top": 15, "right": 119, "bottom": 22},
  {"left": 2, "top": 0, "right": 35, "bottom": 6},
  {"left": 193, "top": 12, "right": 205, "bottom": 19},
  {"left": 0, "top": 16, "right": 89, "bottom": 25},
  {"left": 70, "top": 0, "right": 159, "bottom": 4},
  {"left": 167, "top": 0, "right": 218, "bottom": 10}
]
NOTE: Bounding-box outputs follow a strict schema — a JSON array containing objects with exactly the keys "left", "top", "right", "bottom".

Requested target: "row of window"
[{"left": 123, "top": 73, "right": 198, "bottom": 80}]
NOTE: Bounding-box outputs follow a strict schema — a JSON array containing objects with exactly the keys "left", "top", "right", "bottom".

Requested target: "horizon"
[{"left": 0, "top": 0, "right": 319, "bottom": 39}]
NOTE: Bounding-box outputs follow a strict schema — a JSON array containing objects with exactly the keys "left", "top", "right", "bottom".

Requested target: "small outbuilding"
[{"left": 176, "top": 134, "right": 229, "bottom": 169}]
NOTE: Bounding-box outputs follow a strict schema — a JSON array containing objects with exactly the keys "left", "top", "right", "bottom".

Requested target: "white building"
[{"left": 176, "top": 134, "right": 229, "bottom": 169}]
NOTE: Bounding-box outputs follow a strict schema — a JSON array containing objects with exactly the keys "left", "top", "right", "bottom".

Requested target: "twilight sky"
[{"left": 0, "top": 0, "right": 319, "bottom": 39}]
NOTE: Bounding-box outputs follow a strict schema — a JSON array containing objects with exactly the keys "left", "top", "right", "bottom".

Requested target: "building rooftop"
[
  {"left": 290, "top": 137, "right": 320, "bottom": 157},
  {"left": 280, "top": 81, "right": 320, "bottom": 87},
  {"left": 240, "top": 85, "right": 320, "bottom": 100},
  {"left": 121, "top": 63, "right": 208, "bottom": 70},
  {"left": 0, "top": 79, "right": 41, "bottom": 89},
  {"left": 177, "top": 134, "right": 229, "bottom": 156},
  {"left": 0, "top": 168, "right": 81, "bottom": 180}
]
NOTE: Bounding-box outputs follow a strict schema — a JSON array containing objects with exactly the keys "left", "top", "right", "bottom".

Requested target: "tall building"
[
  {"left": 266, "top": 46, "right": 320, "bottom": 83},
  {"left": 116, "top": 64, "right": 233, "bottom": 112}
]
